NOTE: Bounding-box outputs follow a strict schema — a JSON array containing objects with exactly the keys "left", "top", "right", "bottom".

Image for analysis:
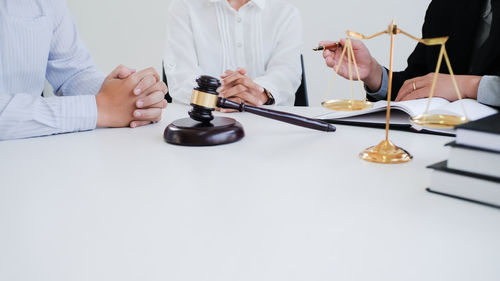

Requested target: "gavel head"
[{"left": 189, "top": 75, "right": 221, "bottom": 123}]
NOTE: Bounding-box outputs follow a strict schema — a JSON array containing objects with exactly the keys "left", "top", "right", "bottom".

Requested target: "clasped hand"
[
  {"left": 395, "top": 73, "right": 481, "bottom": 102},
  {"left": 218, "top": 68, "right": 268, "bottom": 113},
  {"left": 321, "top": 38, "right": 383, "bottom": 92},
  {"left": 96, "top": 65, "right": 168, "bottom": 128}
]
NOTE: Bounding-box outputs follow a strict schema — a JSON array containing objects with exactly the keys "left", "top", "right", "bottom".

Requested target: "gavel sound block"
[{"left": 164, "top": 76, "right": 335, "bottom": 146}]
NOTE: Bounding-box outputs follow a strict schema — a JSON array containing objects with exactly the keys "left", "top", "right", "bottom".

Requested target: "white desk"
[{"left": 1, "top": 104, "right": 499, "bottom": 281}]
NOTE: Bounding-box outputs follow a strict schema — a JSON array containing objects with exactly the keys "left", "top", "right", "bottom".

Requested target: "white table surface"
[{"left": 1, "top": 103, "right": 499, "bottom": 281}]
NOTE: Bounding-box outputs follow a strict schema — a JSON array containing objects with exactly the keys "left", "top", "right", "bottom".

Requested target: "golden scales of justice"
[{"left": 320, "top": 20, "right": 470, "bottom": 164}]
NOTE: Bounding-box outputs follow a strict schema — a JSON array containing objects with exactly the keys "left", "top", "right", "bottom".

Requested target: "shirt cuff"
[
  {"left": 477, "top": 75, "right": 500, "bottom": 107},
  {"left": 365, "top": 65, "right": 389, "bottom": 100},
  {"left": 50, "top": 95, "right": 98, "bottom": 133}
]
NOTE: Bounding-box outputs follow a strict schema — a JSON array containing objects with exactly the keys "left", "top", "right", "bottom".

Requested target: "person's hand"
[
  {"left": 96, "top": 66, "right": 167, "bottom": 128},
  {"left": 107, "top": 66, "right": 168, "bottom": 128},
  {"left": 321, "top": 38, "right": 383, "bottom": 91},
  {"left": 130, "top": 68, "right": 168, "bottom": 128},
  {"left": 395, "top": 73, "right": 481, "bottom": 102},
  {"left": 218, "top": 68, "right": 268, "bottom": 113}
]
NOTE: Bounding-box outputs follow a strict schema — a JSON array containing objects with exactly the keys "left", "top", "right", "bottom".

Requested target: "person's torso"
[
  {"left": 0, "top": 0, "right": 55, "bottom": 96},
  {"left": 182, "top": 0, "right": 298, "bottom": 79}
]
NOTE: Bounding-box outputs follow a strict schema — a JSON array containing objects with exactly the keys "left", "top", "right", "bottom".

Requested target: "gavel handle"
[{"left": 217, "top": 98, "right": 336, "bottom": 132}]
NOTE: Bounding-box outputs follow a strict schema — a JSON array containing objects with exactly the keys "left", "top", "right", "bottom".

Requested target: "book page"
[
  {"left": 429, "top": 99, "right": 498, "bottom": 121},
  {"left": 316, "top": 98, "right": 449, "bottom": 120},
  {"left": 391, "top": 98, "right": 450, "bottom": 117}
]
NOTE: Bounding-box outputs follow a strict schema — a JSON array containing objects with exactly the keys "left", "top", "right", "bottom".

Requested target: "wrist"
[
  {"left": 263, "top": 88, "right": 275, "bottom": 105},
  {"left": 462, "top": 75, "right": 482, "bottom": 99},
  {"left": 95, "top": 93, "right": 110, "bottom": 127},
  {"left": 363, "top": 58, "right": 383, "bottom": 92}
]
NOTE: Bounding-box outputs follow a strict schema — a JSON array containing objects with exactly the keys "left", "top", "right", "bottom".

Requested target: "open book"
[{"left": 316, "top": 98, "right": 498, "bottom": 135}]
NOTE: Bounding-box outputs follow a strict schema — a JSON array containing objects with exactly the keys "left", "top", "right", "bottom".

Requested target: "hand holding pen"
[{"left": 314, "top": 38, "right": 384, "bottom": 92}]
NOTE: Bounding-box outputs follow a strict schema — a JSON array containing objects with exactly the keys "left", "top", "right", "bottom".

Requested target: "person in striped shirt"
[{"left": 0, "top": 0, "right": 168, "bottom": 140}]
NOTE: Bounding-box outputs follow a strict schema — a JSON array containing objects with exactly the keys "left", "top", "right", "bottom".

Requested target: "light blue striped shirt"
[{"left": 0, "top": 0, "right": 105, "bottom": 140}]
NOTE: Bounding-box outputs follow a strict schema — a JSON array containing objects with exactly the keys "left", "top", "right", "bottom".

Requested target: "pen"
[{"left": 313, "top": 42, "right": 340, "bottom": 51}]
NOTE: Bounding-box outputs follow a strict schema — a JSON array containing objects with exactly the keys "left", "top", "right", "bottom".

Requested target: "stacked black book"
[{"left": 427, "top": 113, "right": 500, "bottom": 209}]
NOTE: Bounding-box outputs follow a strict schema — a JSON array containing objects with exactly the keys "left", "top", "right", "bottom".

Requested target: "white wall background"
[{"left": 66, "top": 0, "right": 432, "bottom": 106}]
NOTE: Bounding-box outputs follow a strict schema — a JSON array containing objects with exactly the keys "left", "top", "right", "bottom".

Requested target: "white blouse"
[{"left": 164, "top": 0, "right": 303, "bottom": 105}]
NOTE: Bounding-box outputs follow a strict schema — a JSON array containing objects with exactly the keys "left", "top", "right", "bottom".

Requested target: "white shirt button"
[
  {"left": 236, "top": 42, "right": 243, "bottom": 48},
  {"left": 237, "top": 17, "right": 242, "bottom": 23}
]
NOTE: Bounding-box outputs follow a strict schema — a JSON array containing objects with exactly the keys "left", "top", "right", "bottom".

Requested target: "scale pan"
[
  {"left": 321, "top": 99, "right": 373, "bottom": 111},
  {"left": 410, "top": 114, "right": 468, "bottom": 129}
]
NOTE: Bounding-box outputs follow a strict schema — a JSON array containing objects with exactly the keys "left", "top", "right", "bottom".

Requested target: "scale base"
[
  {"left": 411, "top": 114, "right": 468, "bottom": 129},
  {"left": 164, "top": 117, "right": 245, "bottom": 146},
  {"left": 360, "top": 140, "right": 413, "bottom": 164},
  {"left": 322, "top": 99, "right": 373, "bottom": 111}
]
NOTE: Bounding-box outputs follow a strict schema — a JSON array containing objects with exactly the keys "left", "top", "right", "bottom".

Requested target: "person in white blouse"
[
  {"left": 0, "top": 0, "right": 168, "bottom": 140},
  {"left": 164, "top": 0, "right": 303, "bottom": 110}
]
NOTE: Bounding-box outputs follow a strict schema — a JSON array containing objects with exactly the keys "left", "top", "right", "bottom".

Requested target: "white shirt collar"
[{"left": 208, "top": 0, "right": 266, "bottom": 10}]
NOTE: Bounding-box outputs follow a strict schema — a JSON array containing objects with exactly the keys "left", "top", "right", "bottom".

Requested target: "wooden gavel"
[{"left": 189, "top": 76, "right": 336, "bottom": 132}]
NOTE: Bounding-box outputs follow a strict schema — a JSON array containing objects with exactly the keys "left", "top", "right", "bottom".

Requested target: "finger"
[
  {"left": 325, "top": 56, "right": 336, "bottom": 68},
  {"left": 136, "top": 91, "right": 166, "bottom": 108},
  {"left": 106, "top": 65, "right": 135, "bottom": 80},
  {"left": 349, "top": 38, "right": 366, "bottom": 51},
  {"left": 396, "top": 76, "right": 428, "bottom": 101},
  {"left": 399, "top": 88, "right": 429, "bottom": 101},
  {"left": 323, "top": 48, "right": 333, "bottom": 59},
  {"left": 130, "top": 121, "right": 153, "bottom": 128},
  {"left": 148, "top": 99, "right": 168, "bottom": 109},
  {"left": 396, "top": 80, "right": 414, "bottom": 102},
  {"left": 133, "top": 75, "right": 158, "bottom": 95},
  {"left": 221, "top": 70, "right": 235, "bottom": 79},
  {"left": 116, "top": 68, "right": 136, "bottom": 79},
  {"left": 223, "top": 77, "right": 263, "bottom": 94},
  {"left": 219, "top": 84, "right": 248, "bottom": 99},
  {"left": 137, "top": 81, "right": 168, "bottom": 99},
  {"left": 233, "top": 91, "right": 264, "bottom": 106},
  {"left": 131, "top": 67, "right": 161, "bottom": 85},
  {"left": 323, "top": 46, "right": 343, "bottom": 68},
  {"left": 133, "top": 108, "right": 163, "bottom": 122},
  {"left": 221, "top": 72, "right": 244, "bottom": 86},
  {"left": 236, "top": 68, "right": 247, "bottom": 75}
]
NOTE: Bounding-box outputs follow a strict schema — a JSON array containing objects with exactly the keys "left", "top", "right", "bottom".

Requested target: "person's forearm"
[
  {"left": 0, "top": 94, "right": 97, "bottom": 140},
  {"left": 363, "top": 57, "right": 384, "bottom": 92},
  {"left": 458, "top": 75, "right": 482, "bottom": 100}
]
